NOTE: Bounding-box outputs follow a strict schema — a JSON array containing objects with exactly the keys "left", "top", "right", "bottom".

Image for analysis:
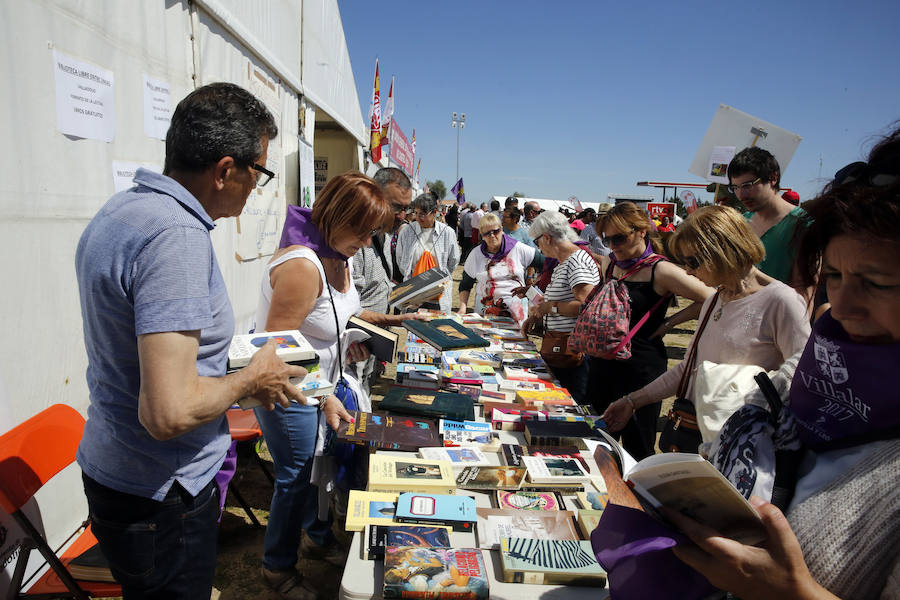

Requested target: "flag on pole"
[
  {"left": 369, "top": 60, "right": 382, "bottom": 163},
  {"left": 569, "top": 195, "right": 583, "bottom": 212},
  {"left": 414, "top": 158, "right": 421, "bottom": 188},
  {"left": 451, "top": 178, "right": 466, "bottom": 205},
  {"left": 411, "top": 128, "right": 416, "bottom": 157},
  {"left": 380, "top": 77, "right": 394, "bottom": 146}
]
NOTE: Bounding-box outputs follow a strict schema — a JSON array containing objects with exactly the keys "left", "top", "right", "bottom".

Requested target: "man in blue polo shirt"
[{"left": 75, "top": 83, "right": 343, "bottom": 599}]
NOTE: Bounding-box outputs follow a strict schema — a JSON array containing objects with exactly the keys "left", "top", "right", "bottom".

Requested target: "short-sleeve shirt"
[
  {"left": 75, "top": 168, "right": 232, "bottom": 501},
  {"left": 543, "top": 249, "right": 600, "bottom": 332},
  {"left": 745, "top": 206, "right": 806, "bottom": 284}
]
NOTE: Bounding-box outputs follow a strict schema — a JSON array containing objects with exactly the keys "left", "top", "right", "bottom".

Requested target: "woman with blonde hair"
[
  {"left": 602, "top": 204, "right": 810, "bottom": 455},
  {"left": 589, "top": 202, "right": 713, "bottom": 459}
]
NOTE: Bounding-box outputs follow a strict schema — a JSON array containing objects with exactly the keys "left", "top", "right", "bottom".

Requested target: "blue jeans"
[
  {"left": 254, "top": 402, "right": 334, "bottom": 572},
  {"left": 82, "top": 474, "right": 219, "bottom": 599}
]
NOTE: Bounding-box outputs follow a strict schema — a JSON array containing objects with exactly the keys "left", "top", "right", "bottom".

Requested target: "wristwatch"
[{"left": 550, "top": 302, "right": 559, "bottom": 314}]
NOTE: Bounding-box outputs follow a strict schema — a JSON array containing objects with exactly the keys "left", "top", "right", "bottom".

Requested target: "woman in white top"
[
  {"left": 457, "top": 213, "right": 537, "bottom": 315},
  {"left": 395, "top": 193, "right": 461, "bottom": 313},
  {"left": 252, "top": 172, "right": 389, "bottom": 598},
  {"left": 602, "top": 205, "right": 810, "bottom": 452}
]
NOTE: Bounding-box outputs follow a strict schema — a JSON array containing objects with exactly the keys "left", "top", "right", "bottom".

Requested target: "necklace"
[{"left": 712, "top": 276, "right": 755, "bottom": 321}]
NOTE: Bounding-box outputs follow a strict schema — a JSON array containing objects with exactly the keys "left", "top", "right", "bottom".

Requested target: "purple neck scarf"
[
  {"left": 279, "top": 205, "right": 348, "bottom": 261},
  {"left": 480, "top": 233, "right": 517, "bottom": 261},
  {"left": 609, "top": 238, "right": 653, "bottom": 270},
  {"left": 789, "top": 310, "right": 900, "bottom": 451}
]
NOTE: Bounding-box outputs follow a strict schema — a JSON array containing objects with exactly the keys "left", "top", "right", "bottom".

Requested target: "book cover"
[
  {"left": 495, "top": 490, "right": 563, "bottom": 511},
  {"left": 522, "top": 455, "right": 590, "bottom": 484},
  {"left": 389, "top": 267, "right": 450, "bottom": 309},
  {"left": 346, "top": 315, "right": 399, "bottom": 363},
  {"left": 501, "top": 443, "right": 526, "bottom": 467},
  {"left": 438, "top": 368, "right": 483, "bottom": 385},
  {"left": 395, "top": 493, "right": 478, "bottom": 532},
  {"left": 524, "top": 420, "right": 594, "bottom": 448},
  {"left": 362, "top": 524, "right": 451, "bottom": 560},
  {"left": 403, "top": 319, "right": 490, "bottom": 351},
  {"left": 456, "top": 384, "right": 482, "bottom": 402},
  {"left": 419, "top": 446, "right": 491, "bottom": 467},
  {"left": 503, "top": 365, "right": 553, "bottom": 381},
  {"left": 499, "top": 538, "right": 606, "bottom": 586},
  {"left": 576, "top": 509, "right": 606, "bottom": 539},
  {"left": 515, "top": 389, "right": 576, "bottom": 408},
  {"left": 456, "top": 466, "right": 527, "bottom": 491},
  {"left": 346, "top": 490, "right": 400, "bottom": 532},
  {"left": 227, "top": 330, "right": 316, "bottom": 368},
  {"left": 439, "top": 420, "right": 499, "bottom": 450},
  {"left": 495, "top": 374, "right": 545, "bottom": 392},
  {"left": 397, "top": 348, "right": 441, "bottom": 365},
  {"left": 577, "top": 490, "right": 610, "bottom": 511},
  {"left": 491, "top": 407, "right": 548, "bottom": 432},
  {"left": 337, "top": 411, "right": 441, "bottom": 452},
  {"left": 379, "top": 386, "right": 476, "bottom": 422},
  {"left": 368, "top": 455, "right": 456, "bottom": 496},
  {"left": 456, "top": 350, "right": 502, "bottom": 368},
  {"left": 476, "top": 508, "right": 579, "bottom": 550},
  {"left": 383, "top": 547, "right": 489, "bottom": 599},
  {"left": 67, "top": 544, "right": 115, "bottom": 582}
]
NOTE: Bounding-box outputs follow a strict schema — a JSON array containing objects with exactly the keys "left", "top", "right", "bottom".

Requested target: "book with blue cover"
[
  {"left": 363, "top": 524, "right": 451, "bottom": 560},
  {"left": 395, "top": 492, "right": 477, "bottom": 532},
  {"left": 403, "top": 319, "right": 490, "bottom": 351},
  {"left": 383, "top": 547, "right": 489, "bottom": 599}
]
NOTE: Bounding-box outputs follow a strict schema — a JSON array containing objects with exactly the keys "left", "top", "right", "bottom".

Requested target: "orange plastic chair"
[
  {"left": 0, "top": 404, "right": 122, "bottom": 599},
  {"left": 224, "top": 408, "right": 274, "bottom": 527}
]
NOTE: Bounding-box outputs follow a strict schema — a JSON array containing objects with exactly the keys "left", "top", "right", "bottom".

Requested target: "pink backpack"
[{"left": 567, "top": 254, "right": 667, "bottom": 360}]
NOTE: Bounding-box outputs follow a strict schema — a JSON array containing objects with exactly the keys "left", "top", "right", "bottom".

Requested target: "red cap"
[{"left": 782, "top": 190, "right": 800, "bottom": 205}]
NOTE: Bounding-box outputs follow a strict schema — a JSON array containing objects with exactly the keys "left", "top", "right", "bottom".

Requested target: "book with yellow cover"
[
  {"left": 368, "top": 454, "right": 456, "bottom": 495},
  {"left": 514, "top": 389, "right": 576, "bottom": 408},
  {"left": 346, "top": 490, "right": 400, "bottom": 532}
]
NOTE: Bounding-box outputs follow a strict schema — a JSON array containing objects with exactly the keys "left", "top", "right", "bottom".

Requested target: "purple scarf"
[
  {"left": 789, "top": 310, "right": 900, "bottom": 451},
  {"left": 480, "top": 233, "right": 517, "bottom": 261},
  {"left": 279, "top": 205, "right": 348, "bottom": 261},
  {"left": 609, "top": 238, "right": 653, "bottom": 269}
]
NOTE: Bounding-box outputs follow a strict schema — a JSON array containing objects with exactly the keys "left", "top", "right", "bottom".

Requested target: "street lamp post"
[{"left": 451, "top": 112, "right": 466, "bottom": 181}]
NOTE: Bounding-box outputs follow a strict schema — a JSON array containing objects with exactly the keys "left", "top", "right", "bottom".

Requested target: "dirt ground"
[{"left": 95, "top": 266, "right": 698, "bottom": 600}]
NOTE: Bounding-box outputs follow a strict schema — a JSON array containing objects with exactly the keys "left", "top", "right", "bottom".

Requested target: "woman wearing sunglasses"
[
  {"left": 457, "top": 213, "right": 539, "bottom": 316},
  {"left": 601, "top": 204, "right": 810, "bottom": 457},
  {"left": 590, "top": 202, "right": 714, "bottom": 459}
]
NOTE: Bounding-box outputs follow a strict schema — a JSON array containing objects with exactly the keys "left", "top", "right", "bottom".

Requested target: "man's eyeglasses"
[
  {"left": 680, "top": 255, "right": 702, "bottom": 270},
  {"left": 726, "top": 177, "right": 761, "bottom": 194},
  {"left": 602, "top": 230, "right": 633, "bottom": 246},
  {"left": 482, "top": 228, "right": 502, "bottom": 237},
  {"left": 250, "top": 163, "right": 275, "bottom": 187},
  {"left": 414, "top": 210, "right": 434, "bottom": 218}
]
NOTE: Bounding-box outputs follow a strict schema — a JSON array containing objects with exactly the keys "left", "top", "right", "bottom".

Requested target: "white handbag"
[{"left": 692, "top": 361, "right": 775, "bottom": 444}]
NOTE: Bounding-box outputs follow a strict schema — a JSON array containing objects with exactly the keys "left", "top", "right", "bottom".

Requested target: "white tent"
[
  {"left": 491, "top": 195, "right": 606, "bottom": 214},
  {"left": 0, "top": 0, "right": 365, "bottom": 585}
]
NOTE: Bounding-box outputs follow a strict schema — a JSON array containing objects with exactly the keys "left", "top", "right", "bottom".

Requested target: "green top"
[{"left": 744, "top": 206, "right": 806, "bottom": 284}]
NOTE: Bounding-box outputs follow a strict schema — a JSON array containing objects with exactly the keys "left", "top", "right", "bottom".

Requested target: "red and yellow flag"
[{"left": 369, "top": 60, "right": 382, "bottom": 162}]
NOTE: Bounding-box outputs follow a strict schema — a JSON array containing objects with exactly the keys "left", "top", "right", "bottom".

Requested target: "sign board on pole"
[
  {"left": 647, "top": 203, "right": 675, "bottom": 219},
  {"left": 679, "top": 190, "right": 698, "bottom": 214},
  {"left": 388, "top": 119, "right": 415, "bottom": 177},
  {"left": 689, "top": 105, "right": 802, "bottom": 182}
]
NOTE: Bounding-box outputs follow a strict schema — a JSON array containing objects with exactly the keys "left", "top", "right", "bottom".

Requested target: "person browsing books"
[
  {"left": 74, "top": 83, "right": 308, "bottom": 598},
  {"left": 395, "top": 193, "right": 461, "bottom": 313},
  {"left": 457, "top": 213, "right": 540, "bottom": 316},
  {"left": 669, "top": 123, "right": 900, "bottom": 600},
  {"left": 252, "top": 172, "right": 381, "bottom": 598}
]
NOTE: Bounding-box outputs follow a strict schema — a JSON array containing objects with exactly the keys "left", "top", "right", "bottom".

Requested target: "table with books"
[{"left": 335, "top": 310, "right": 615, "bottom": 600}]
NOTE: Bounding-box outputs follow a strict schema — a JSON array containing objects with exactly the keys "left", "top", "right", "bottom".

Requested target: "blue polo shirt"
[{"left": 75, "top": 168, "right": 233, "bottom": 501}]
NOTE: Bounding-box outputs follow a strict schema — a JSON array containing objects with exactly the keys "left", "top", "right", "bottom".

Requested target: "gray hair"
[
  {"left": 478, "top": 213, "right": 500, "bottom": 232},
  {"left": 411, "top": 192, "right": 438, "bottom": 214},
  {"left": 372, "top": 167, "right": 411, "bottom": 190},
  {"left": 528, "top": 210, "right": 578, "bottom": 242}
]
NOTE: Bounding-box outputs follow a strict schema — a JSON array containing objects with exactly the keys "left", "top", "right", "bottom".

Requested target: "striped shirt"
[{"left": 544, "top": 249, "right": 600, "bottom": 332}]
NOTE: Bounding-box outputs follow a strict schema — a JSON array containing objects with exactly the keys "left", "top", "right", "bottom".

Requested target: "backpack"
[{"left": 567, "top": 254, "right": 666, "bottom": 360}]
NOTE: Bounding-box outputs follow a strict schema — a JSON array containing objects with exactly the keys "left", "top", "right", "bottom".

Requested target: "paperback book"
[
  {"left": 397, "top": 348, "right": 441, "bottom": 365},
  {"left": 455, "top": 350, "right": 503, "bottom": 368},
  {"left": 499, "top": 538, "right": 606, "bottom": 586},
  {"left": 522, "top": 455, "right": 591, "bottom": 485},
  {"left": 379, "top": 386, "right": 476, "bottom": 422},
  {"left": 403, "top": 319, "right": 490, "bottom": 351},
  {"left": 476, "top": 508, "right": 579, "bottom": 550},
  {"left": 515, "top": 389, "right": 577, "bottom": 408},
  {"left": 368, "top": 455, "right": 456, "bottom": 496},
  {"left": 394, "top": 492, "right": 477, "bottom": 532},
  {"left": 336, "top": 411, "right": 441, "bottom": 452},
  {"left": 418, "top": 446, "right": 492, "bottom": 468},
  {"left": 388, "top": 267, "right": 450, "bottom": 310},
  {"left": 576, "top": 509, "right": 606, "bottom": 539},
  {"left": 495, "top": 490, "right": 563, "bottom": 511},
  {"left": 383, "top": 547, "right": 489, "bottom": 600},
  {"left": 346, "top": 490, "right": 400, "bottom": 532},
  {"left": 456, "top": 466, "right": 527, "bottom": 491},
  {"left": 362, "top": 524, "right": 451, "bottom": 560},
  {"left": 439, "top": 420, "right": 499, "bottom": 450},
  {"left": 227, "top": 329, "right": 316, "bottom": 369}
]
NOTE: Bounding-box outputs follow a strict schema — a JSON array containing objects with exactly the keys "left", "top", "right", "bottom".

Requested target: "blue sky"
[{"left": 337, "top": 0, "right": 899, "bottom": 205}]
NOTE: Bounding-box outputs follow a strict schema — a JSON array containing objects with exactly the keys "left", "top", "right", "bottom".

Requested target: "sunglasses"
[
  {"left": 602, "top": 230, "right": 634, "bottom": 246},
  {"left": 726, "top": 177, "right": 761, "bottom": 194},
  {"left": 482, "top": 227, "right": 502, "bottom": 237},
  {"left": 681, "top": 256, "right": 702, "bottom": 270}
]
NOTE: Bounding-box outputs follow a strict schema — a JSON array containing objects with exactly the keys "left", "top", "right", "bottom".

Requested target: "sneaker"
[
  {"left": 261, "top": 567, "right": 318, "bottom": 600},
  {"left": 300, "top": 535, "right": 347, "bottom": 567}
]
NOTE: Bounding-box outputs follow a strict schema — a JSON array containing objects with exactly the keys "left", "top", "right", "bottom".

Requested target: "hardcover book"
[
  {"left": 499, "top": 538, "right": 606, "bottom": 586},
  {"left": 501, "top": 443, "right": 526, "bottom": 467},
  {"left": 227, "top": 329, "right": 316, "bottom": 368},
  {"left": 456, "top": 466, "right": 527, "bottom": 491},
  {"left": 379, "top": 386, "right": 476, "bottom": 422},
  {"left": 495, "top": 490, "right": 563, "bottom": 511},
  {"left": 475, "top": 508, "right": 579, "bottom": 550},
  {"left": 383, "top": 547, "right": 489, "bottom": 599},
  {"left": 419, "top": 446, "right": 491, "bottom": 467},
  {"left": 522, "top": 455, "right": 591, "bottom": 484},
  {"left": 336, "top": 411, "right": 441, "bottom": 452},
  {"left": 362, "top": 524, "right": 450, "bottom": 560},
  {"left": 346, "top": 316, "right": 399, "bottom": 363},
  {"left": 394, "top": 493, "right": 477, "bottom": 532},
  {"left": 524, "top": 420, "right": 595, "bottom": 448},
  {"left": 368, "top": 455, "right": 456, "bottom": 496},
  {"left": 515, "top": 388, "right": 577, "bottom": 408},
  {"left": 346, "top": 490, "right": 400, "bottom": 532},
  {"left": 388, "top": 267, "right": 450, "bottom": 310},
  {"left": 403, "top": 319, "right": 490, "bottom": 351}
]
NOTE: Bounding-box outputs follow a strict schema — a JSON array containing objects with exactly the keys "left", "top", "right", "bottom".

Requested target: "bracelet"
[{"left": 623, "top": 395, "right": 636, "bottom": 413}]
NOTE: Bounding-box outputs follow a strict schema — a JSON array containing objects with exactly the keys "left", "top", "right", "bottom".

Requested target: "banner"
[
  {"left": 647, "top": 202, "right": 675, "bottom": 219},
  {"left": 451, "top": 178, "right": 465, "bottom": 205},
  {"left": 388, "top": 118, "right": 414, "bottom": 176},
  {"left": 369, "top": 59, "right": 382, "bottom": 162},
  {"left": 679, "top": 190, "right": 698, "bottom": 214}
]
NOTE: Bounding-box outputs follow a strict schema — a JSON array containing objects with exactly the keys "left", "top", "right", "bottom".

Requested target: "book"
[
  {"left": 379, "top": 386, "right": 476, "bottom": 422},
  {"left": 439, "top": 368, "right": 483, "bottom": 386},
  {"left": 418, "top": 446, "right": 491, "bottom": 468},
  {"left": 403, "top": 319, "right": 490, "bottom": 351},
  {"left": 524, "top": 420, "right": 595, "bottom": 448},
  {"left": 346, "top": 316, "right": 399, "bottom": 363},
  {"left": 67, "top": 544, "right": 115, "bottom": 582},
  {"left": 395, "top": 363, "right": 441, "bottom": 390},
  {"left": 396, "top": 349, "right": 441, "bottom": 365},
  {"left": 495, "top": 373, "right": 545, "bottom": 392},
  {"left": 456, "top": 466, "right": 527, "bottom": 491},
  {"left": 503, "top": 365, "right": 553, "bottom": 381},
  {"left": 522, "top": 455, "right": 591, "bottom": 485},
  {"left": 439, "top": 420, "right": 499, "bottom": 450},
  {"left": 383, "top": 547, "right": 489, "bottom": 599},
  {"left": 577, "top": 490, "right": 610, "bottom": 511},
  {"left": 227, "top": 330, "right": 316, "bottom": 368},
  {"left": 346, "top": 490, "right": 400, "bottom": 532},
  {"left": 394, "top": 493, "right": 477, "bottom": 532},
  {"left": 495, "top": 490, "right": 563, "bottom": 511},
  {"left": 499, "top": 538, "right": 606, "bottom": 586},
  {"left": 576, "top": 509, "right": 606, "bottom": 539},
  {"left": 501, "top": 443, "right": 526, "bottom": 467},
  {"left": 476, "top": 508, "right": 579, "bottom": 550},
  {"left": 368, "top": 455, "right": 457, "bottom": 496},
  {"left": 236, "top": 371, "right": 334, "bottom": 409},
  {"left": 456, "top": 350, "right": 503, "bottom": 368},
  {"left": 525, "top": 445, "right": 590, "bottom": 473},
  {"left": 388, "top": 267, "right": 450, "bottom": 310},
  {"left": 336, "top": 411, "right": 442, "bottom": 452},
  {"left": 362, "top": 524, "right": 451, "bottom": 560},
  {"left": 491, "top": 407, "right": 548, "bottom": 431},
  {"left": 515, "top": 388, "right": 577, "bottom": 408}
]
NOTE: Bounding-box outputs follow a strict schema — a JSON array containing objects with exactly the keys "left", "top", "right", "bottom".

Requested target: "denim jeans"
[
  {"left": 82, "top": 474, "right": 219, "bottom": 599},
  {"left": 254, "top": 402, "right": 334, "bottom": 572}
]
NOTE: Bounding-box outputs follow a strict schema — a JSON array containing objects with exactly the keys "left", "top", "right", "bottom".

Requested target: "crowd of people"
[{"left": 73, "top": 80, "right": 898, "bottom": 599}]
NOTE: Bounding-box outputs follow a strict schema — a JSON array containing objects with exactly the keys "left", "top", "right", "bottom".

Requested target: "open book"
[
  {"left": 591, "top": 431, "right": 767, "bottom": 546},
  {"left": 388, "top": 267, "right": 449, "bottom": 310}
]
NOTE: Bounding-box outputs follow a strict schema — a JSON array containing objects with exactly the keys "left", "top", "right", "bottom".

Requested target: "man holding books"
[{"left": 74, "top": 83, "right": 312, "bottom": 599}]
